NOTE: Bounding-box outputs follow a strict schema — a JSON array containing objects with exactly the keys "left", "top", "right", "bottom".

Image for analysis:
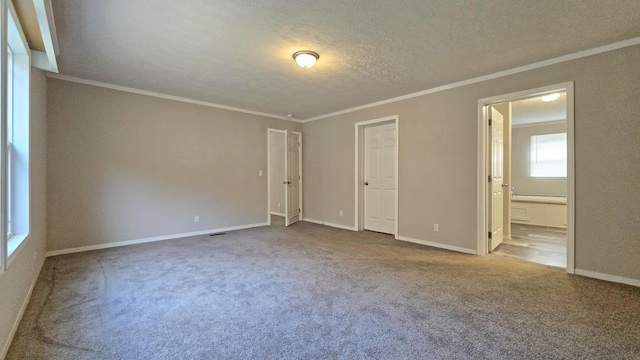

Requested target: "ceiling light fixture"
[
  {"left": 293, "top": 50, "right": 319, "bottom": 68},
  {"left": 541, "top": 93, "right": 561, "bottom": 102}
]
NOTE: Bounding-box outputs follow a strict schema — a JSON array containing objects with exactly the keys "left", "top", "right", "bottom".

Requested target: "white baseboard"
[
  {"left": 270, "top": 212, "right": 285, "bottom": 217},
  {"left": 323, "top": 221, "right": 358, "bottom": 231},
  {"left": 302, "top": 218, "right": 357, "bottom": 231},
  {"left": 45, "top": 222, "right": 269, "bottom": 257},
  {"left": 302, "top": 218, "right": 323, "bottom": 225},
  {"left": 397, "top": 236, "right": 478, "bottom": 255},
  {"left": 1, "top": 259, "right": 45, "bottom": 360},
  {"left": 575, "top": 269, "right": 640, "bottom": 287}
]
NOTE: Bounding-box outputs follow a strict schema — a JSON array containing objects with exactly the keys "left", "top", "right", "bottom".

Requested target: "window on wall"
[
  {"left": 4, "top": 2, "right": 31, "bottom": 260},
  {"left": 530, "top": 133, "right": 567, "bottom": 178},
  {"left": 6, "top": 48, "right": 13, "bottom": 238}
]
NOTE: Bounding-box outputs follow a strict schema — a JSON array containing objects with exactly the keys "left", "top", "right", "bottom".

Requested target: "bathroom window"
[{"left": 530, "top": 133, "right": 567, "bottom": 178}]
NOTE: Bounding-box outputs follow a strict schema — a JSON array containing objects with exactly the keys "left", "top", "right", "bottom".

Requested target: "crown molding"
[
  {"left": 46, "top": 36, "right": 640, "bottom": 123},
  {"left": 301, "top": 36, "right": 640, "bottom": 123},
  {"left": 512, "top": 119, "right": 566, "bottom": 129},
  {"left": 45, "top": 73, "right": 296, "bottom": 122}
]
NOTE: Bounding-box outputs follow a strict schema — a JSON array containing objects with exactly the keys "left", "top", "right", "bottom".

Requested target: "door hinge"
[
  {"left": 488, "top": 118, "right": 492, "bottom": 126},
  {"left": 298, "top": 175, "right": 301, "bottom": 180},
  {"left": 488, "top": 232, "right": 492, "bottom": 239},
  {"left": 298, "top": 208, "right": 301, "bottom": 213},
  {"left": 488, "top": 175, "right": 491, "bottom": 182}
]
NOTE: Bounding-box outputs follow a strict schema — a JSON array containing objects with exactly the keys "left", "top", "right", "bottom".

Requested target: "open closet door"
[{"left": 284, "top": 130, "right": 302, "bottom": 226}]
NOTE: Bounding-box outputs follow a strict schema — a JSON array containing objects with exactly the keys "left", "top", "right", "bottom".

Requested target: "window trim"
[
  {"left": 529, "top": 132, "right": 568, "bottom": 179},
  {"left": 2, "top": 0, "right": 31, "bottom": 268},
  {"left": 0, "top": 0, "right": 7, "bottom": 274}
]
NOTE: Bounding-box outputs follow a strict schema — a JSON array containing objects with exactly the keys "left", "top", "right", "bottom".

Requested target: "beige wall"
[
  {"left": 511, "top": 121, "right": 567, "bottom": 197},
  {"left": 0, "top": 69, "right": 47, "bottom": 357},
  {"left": 41, "top": 44, "right": 640, "bottom": 281},
  {"left": 46, "top": 79, "right": 300, "bottom": 251},
  {"left": 302, "top": 44, "right": 640, "bottom": 281}
]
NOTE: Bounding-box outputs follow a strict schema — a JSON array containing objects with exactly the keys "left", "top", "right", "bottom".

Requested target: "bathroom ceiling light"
[
  {"left": 293, "top": 50, "right": 319, "bottom": 68},
  {"left": 541, "top": 93, "right": 561, "bottom": 102}
]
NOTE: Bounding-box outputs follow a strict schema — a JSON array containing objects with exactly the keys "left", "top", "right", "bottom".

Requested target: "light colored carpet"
[{"left": 7, "top": 217, "right": 640, "bottom": 359}]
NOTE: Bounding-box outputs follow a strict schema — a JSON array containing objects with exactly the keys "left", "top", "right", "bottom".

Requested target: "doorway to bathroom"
[{"left": 478, "top": 83, "right": 575, "bottom": 272}]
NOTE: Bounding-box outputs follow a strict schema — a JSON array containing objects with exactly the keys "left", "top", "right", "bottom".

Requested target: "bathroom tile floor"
[{"left": 491, "top": 224, "right": 567, "bottom": 268}]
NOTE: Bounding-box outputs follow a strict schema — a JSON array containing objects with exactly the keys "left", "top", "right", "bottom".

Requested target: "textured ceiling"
[
  {"left": 511, "top": 93, "right": 567, "bottom": 126},
  {"left": 52, "top": 0, "right": 640, "bottom": 120}
]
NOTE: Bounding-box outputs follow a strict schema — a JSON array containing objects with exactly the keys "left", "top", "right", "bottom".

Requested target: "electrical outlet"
[
  {"left": 277, "top": 202, "right": 281, "bottom": 208},
  {"left": 434, "top": 224, "right": 439, "bottom": 232},
  {"left": 339, "top": 210, "right": 343, "bottom": 217},
  {"left": 34, "top": 250, "right": 37, "bottom": 260},
  {"left": 195, "top": 215, "right": 200, "bottom": 223},
  {"left": 259, "top": 170, "right": 263, "bottom": 177}
]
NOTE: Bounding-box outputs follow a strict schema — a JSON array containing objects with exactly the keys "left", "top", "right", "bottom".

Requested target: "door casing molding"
[
  {"left": 354, "top": 116, "right": 399, "bottom": 238},
  {"left": 267, "top": 129, "right": 303, "bottom": 226},
  {"left": 285, "top": 131, "right": 303, "bottom": 226},
  {"left": 267, "top": 128, "right": 285, "bottom": 225},
  {"left": 477, "top": 82, "right": 575, "bottom": 273}
]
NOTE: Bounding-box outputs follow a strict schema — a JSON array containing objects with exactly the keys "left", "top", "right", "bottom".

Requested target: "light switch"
[{"left": 259, "top": 170, "right": 263, "bottom": 176}]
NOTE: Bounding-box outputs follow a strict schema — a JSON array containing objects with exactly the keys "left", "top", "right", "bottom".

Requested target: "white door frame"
[
  {"left": 267, "top": 129, "right": 285, "bottom": 225},
  {"left": 267, "top": 129, "right": 303, "bottom": 226},
  {"left": 285, "top": 130, "right": 303, "bottom": 226},
  {"left": 354, "top": 116, "right": 399, "bottom": 238},
  {"left": 477, "top": 82, "right": 575, "bottom": 273}
]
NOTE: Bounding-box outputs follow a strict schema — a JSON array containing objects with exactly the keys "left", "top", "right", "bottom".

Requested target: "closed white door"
[
  {"left": 490, "top": 107, "right": 505, "bottom": 251},
  {"left": 364, "top": 123, "right": 396, "bottom": 234},
  {"left": 284, "top": 130, "right": 301, "bottom": 226}
]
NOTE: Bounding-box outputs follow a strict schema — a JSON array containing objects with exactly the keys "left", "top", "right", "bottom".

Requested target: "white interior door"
[
  {"left": 364, "top": 123, "right": 396, "bottom": 234},
  {"left": 489, "top": 106, "right": 505, "bottom": 251},
  {"left": 284, "top": 130, "right": 301, "bottom": 226}
]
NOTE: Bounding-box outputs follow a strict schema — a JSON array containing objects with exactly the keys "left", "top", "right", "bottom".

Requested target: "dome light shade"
[{"left": 293, "top": 50, "right": 319, "bottom": 68}]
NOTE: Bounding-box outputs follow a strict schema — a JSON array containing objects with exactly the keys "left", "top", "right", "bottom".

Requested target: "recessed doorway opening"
[
  {"left": 477, "top": 83, "right": 575, "bottom": 272},
  {"left": 267, "top": 129, "right": 302, "bottom": 227}
]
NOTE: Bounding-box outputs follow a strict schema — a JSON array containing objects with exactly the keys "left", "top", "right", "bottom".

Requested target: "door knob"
[
  {"left": 502, "top": 183, "right": 508, "bottom": 187},
  {"left": 283, "top": 181, "right": 291, "bottom": 185},
  {"left": 364, "top": 182, "right": 369, "bottom": 186}
]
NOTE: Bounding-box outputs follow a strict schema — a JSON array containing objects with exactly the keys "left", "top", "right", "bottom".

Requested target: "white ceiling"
[
  {"left": 511, "top": 93, "right": 567, "bottom": 126},
  {"left": 52, "top": 0, "right": 640, "bottom": 120}
]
